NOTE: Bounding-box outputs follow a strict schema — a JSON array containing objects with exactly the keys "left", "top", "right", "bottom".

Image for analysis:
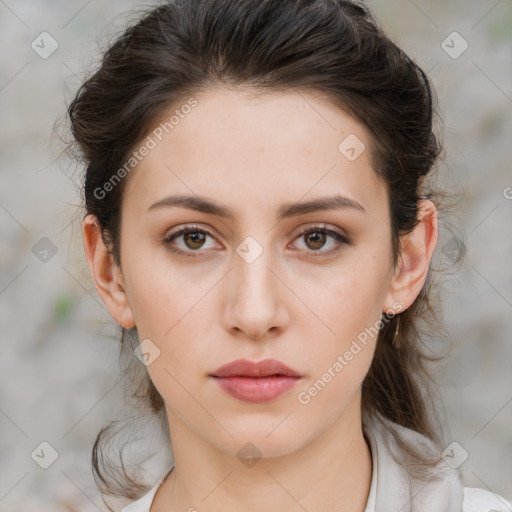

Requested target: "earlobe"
[
  {"left": 82, "top": 214, "right": 136, "bottom": 328},
  {"left": 382, "top": 200, "right": 439, "bottom": 314}
]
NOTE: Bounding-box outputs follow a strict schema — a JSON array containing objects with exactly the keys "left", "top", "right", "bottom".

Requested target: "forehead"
[{"left": 123, "top": 87, "right": 387, "bottom": 220}]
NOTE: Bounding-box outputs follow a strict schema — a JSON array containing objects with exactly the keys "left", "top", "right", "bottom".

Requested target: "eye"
[
  {"left": 290, "top": 224, "right": 351, "bottom": 257},
  {"left": 163, "top": 223, "right": 351, "bottom": 259},
  {"left": 163, "top": 225, "right": 219, "bottom": 257}
]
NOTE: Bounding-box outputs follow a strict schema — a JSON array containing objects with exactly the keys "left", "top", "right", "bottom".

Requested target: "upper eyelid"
[
  {"left": 294, "top": 223, "right": 345, "bottom": 237},
  {"left": 164, "top": 223, "right": 345, "bottom": 238}
]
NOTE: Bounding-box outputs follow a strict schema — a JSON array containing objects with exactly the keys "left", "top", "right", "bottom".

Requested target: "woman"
[{"left": 68, "top": 0, "right": 512, "bottom": 510}]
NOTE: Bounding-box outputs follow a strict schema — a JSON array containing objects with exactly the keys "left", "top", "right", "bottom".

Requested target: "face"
[{"left": 102, "top": 87, "right": 404, "bottom": 458}]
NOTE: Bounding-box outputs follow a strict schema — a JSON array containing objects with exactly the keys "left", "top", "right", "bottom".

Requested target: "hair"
[{"left": 65, "top": 0, "right": 466, "bottom": 504}]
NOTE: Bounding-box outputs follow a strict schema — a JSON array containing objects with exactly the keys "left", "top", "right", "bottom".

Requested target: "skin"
[{"left": 83, "top": 87, "right": 438, "bottom": 511}]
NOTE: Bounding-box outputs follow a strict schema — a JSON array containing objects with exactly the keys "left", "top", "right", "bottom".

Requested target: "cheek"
[
  {"left": 122, "top": 248, "right": 197, "bottom": 336},
  {"left": 323, "top": 257, "right": 386, "bottom": 326},
  {"left": 297, "top": 296, "right": 379, "bottom": 415},
  {"left": 125, "top": 264, "right": 217, "bottom": 376},
  {"left": 304, "top": 255, "right": 386, "bottom": 367},
  {"left": 294, "top": 323, "right": 377, "bottom": 433}
]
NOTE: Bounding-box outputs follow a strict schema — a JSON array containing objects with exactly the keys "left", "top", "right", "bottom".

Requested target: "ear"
[
  {"left": 382, "top": 199, "right": 439, "bottom": 315},
  {"left": 82, "top": 214, "right": 136, "bottom": 328}
]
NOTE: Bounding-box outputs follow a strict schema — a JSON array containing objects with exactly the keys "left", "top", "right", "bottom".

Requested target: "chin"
[{"left": 203, "top": 417, "right": 313, "bottom": 460}]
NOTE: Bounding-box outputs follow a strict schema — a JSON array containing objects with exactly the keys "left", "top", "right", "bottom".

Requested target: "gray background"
[{"left": 0, "top": 0, "right": 511, "bottom": 510}]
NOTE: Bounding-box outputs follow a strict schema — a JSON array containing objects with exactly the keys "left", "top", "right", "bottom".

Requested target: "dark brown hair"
[{"left": 66, "top": 0, "right": 465, "bottom": 503}]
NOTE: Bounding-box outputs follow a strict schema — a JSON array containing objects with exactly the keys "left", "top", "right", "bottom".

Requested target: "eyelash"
[{"left": 163, "top": 224, "right": 351, "bottom": 259}]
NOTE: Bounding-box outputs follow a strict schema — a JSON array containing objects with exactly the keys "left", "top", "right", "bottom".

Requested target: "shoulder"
[
  {"left": 363, "top": 413, "right": 512, "bottom": 512},
  {"left": 463, "top": 487, "right": 512, "bottom": 512}
]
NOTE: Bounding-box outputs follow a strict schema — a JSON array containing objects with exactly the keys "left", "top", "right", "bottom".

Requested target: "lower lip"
[{"left": 212, "top": 376, "right": 300, "bottom": 403}]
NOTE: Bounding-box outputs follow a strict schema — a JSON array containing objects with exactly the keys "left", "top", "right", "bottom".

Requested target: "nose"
[{"left": 221, "top": 242, "right": 290, "bottom": 341}]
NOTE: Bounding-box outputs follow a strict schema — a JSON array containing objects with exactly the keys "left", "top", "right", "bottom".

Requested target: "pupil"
[
  {"left": 306, "top": 232, "right": 325, "bottom": 250},
  {"left": 185, "top": 232, "right": 205, "bottom": 249}
]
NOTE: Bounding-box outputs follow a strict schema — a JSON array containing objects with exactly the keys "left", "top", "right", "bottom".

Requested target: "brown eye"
[
  {"left": 304, "top": 231, "right": 327, "bottom": 251},
  {"left": 163, "top": 226, "right": 218, "bottom": 257},
  {"left": 292, "top": 225, "right": 351, "bottom": 257},
  {"left": 182, "top": 230, "right": 207, "bottom": 250}
]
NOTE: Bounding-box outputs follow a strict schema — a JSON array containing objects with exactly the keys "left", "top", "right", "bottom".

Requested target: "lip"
[
  {"left": 211, "top": 358, "right": 302, "bottom": 378},
  {"left": 210, "top": 358, "right": 302, "bottom": 403}
]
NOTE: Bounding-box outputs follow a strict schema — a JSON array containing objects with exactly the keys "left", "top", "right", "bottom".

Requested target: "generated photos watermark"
[{"left": 297, "top": 301, "right": 402, "bottom": 405}]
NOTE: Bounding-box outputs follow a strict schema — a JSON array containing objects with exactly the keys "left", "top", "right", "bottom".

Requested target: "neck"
[{"left": 153, "top": 398, "right": 372, "bottom": 512}]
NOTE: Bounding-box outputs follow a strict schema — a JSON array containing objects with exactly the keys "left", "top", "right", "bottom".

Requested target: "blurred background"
[{"left": 0, "top": 0, "right": 511, "bottom": 510}]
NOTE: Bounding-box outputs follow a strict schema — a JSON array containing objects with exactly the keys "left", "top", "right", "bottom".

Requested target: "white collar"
[{"left": 362, "top": 413, "right": 464, "bottom": 512}]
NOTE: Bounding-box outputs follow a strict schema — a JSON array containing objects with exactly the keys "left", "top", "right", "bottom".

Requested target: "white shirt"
[{"left": 119, "top": 416, "right": 512, "bottom": 512}]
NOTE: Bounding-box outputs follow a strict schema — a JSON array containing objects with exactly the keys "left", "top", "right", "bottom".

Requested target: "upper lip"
[{"left": 210, "top": 358, "right": 302, "bottom": 378}]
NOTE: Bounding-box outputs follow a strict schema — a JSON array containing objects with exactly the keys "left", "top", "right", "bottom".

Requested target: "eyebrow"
[{"left": 147, "top": 194, "right": 365, "bottom": 220}]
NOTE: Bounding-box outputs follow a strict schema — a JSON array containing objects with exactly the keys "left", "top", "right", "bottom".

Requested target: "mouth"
[{"left": 209, "top": 358, "right": 302, "bottom": 403}]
